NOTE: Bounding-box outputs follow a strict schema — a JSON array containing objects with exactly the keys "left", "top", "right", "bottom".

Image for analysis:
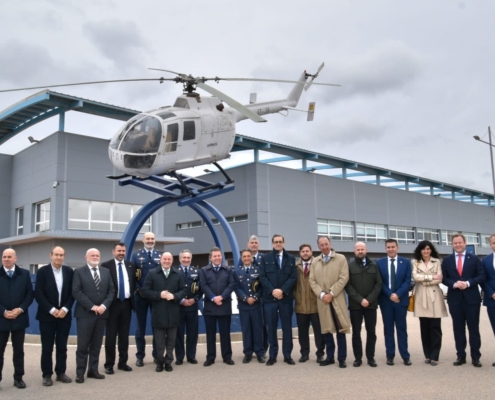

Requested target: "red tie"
[
  {"left": 457, "top": 253, "right": 463, "bottom": 276},
  {"left": 303, "top": 262, "right": 309, "bottom": 276}
]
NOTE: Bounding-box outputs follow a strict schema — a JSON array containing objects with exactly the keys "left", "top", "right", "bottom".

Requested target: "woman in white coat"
[{"left": 412, "top": 240, "right": 448, "bottom": 366}]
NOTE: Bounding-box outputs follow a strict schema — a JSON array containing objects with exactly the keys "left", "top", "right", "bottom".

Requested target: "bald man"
[
  {"left": 35, "top": 247, "right": 74, "bottom": 386},
  {"left": 131, "top": 232, "right": 162, "bottom": 366},
  {"left": 0, "top": 249, "right": 34, "bottom": 389}
]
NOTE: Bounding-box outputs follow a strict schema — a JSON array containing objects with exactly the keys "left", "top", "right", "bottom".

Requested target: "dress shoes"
[
  {"left": 118, "top": 365, "right": 132, "bottom": 372},
  {"left": 424, "top": 359, "right": 431, "bottom": 364},
  {"left": 75, "top": 375, "right": 85, "bottom": 384},
  {"left": 257, "top": 355, "right": 266, "bottom": 363},
  {"left": 153, "top": 357, "right": 159, "bottom": 365},
  {"left": 430, "top": 361, "right": 438, "bottom": 366},
  {"left": 175, "top": 360, "right": 183, "bottom": 365},
  {"left": 266, "top": 358, "right": 277, "bottom": 366},
  {"left": 104, "top": 367, "right": 114, "bottom": 375},
  {"left": 317, "top": 356, "right": 325, "bottom": 364},
  {"left": 165, "top": 363, "right": 173, "bottom": 372},
  {"left": 87, "top": 371, "right": 105, "bottom": 379},
  {"left": 339, "top": 360, "right": 347, "bottom": 368},
  {"left": 56, "top": 374, "right": 72, "bottom": 383},
  {"left": 319, "top": 358, "right": 335, "bottom": 366},
  {"left": 299, "top": 355, "right": 309, "bottom": 363},
  {"left": 203, "top": 359, "right": 215, "bottom": 367},
  {"left": 135, "top": 359, "right": 144, "bottom": 367},
  {"left": 14, "top": 379, "right": 26, "bottom": 389},
  {"left": 472, "top": 360, "right": 482, "bottom": 368},
  {"left": 353, "top": 360, "right": 362, "bottom": 367},
  {"left": 242, "top": 355, "right": 252, "bottom": 364},
  {"left": 453, "top": 357, "right": 466, "bottom": 366},
  {"left": 403, "top": 359, "right": 412, "bottom": 366},
  {"left": 492, "top": 362, "right": 495, "bottom": 367},
  {"left": 187, "top": 359, "right": 198, "bottom": 364},
  {"left": 42, "top": 376, "right": 53, "bottom": 386},
  {"left": 386, "top": 358, "right": 394, "bottom": 366},
  {"left": 223, "top": 359, "right": 235, "bottom": 365},
  {"left": 284, "top": 357, "right": 295, "bottom": 365},
  {"left": 367, "top": 359, "right": 377, "bottom": 368},
  {"left": 155, "top": 364, "right": 163, "bottom": 372}
]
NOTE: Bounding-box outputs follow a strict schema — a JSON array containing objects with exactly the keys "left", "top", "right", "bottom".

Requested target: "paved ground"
[{"left": 1, "top": 308, "right": 495, "bottom": 399}]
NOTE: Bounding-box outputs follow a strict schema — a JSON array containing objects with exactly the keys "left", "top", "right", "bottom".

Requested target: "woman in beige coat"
[{"left": 412, "top": 240, "right": 448, "bottom": 366}]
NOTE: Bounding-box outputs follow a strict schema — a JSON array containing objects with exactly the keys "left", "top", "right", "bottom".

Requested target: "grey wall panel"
[
  {"left": 315, "top": 175, "right": 356, "bottom": 222},
  {"left": 386, "top": 188, "right": 417, "bottom": 227},
  {"left": 354, "top": 182, "right": 389, "bottom": 224},
  {"left": 0, "top": 154, "right": 13, "bottom": 238}
]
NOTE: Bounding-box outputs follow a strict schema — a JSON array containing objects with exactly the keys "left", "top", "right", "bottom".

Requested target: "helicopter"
[{"left": 1, "top": 64, "right": 339, "bottom": 180}]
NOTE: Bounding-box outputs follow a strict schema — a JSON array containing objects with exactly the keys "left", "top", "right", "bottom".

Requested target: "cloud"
[{"left": 83, "top": 19, "right": 151, "bottom": 71}]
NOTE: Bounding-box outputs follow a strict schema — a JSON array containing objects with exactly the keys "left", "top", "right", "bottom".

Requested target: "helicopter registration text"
[
  {"left": 257, "top": 107, "right": 270, "bottom": 116},
  {"left": 207, "top": 143, "right": 217, "bottom": 147}
]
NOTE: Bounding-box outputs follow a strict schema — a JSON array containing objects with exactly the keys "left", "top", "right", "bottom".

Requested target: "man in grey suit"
[{"left": 72, "top": 248, "right": 114, "bottom": 384}]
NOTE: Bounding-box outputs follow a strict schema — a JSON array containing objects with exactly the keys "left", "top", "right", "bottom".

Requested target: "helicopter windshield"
[
  {"left": 110, "top": 113, "right": 146, "bottom": 150},
  {"left": 118, "top": 115, "right": 162, "bottom": 154}
]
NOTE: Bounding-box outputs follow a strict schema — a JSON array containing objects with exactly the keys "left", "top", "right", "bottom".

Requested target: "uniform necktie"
[
  {"left": 7, "top": 270, "right": 13, "bottom": 278},
  {"left": 118, "top": 262, "right": 125, "bottom": 301},
  {"left": 303, "top": 262, "right": 309, "bottom": 276},
  {"left": 457, "top": 253, "right": 463, "bottom": 276},
  {"left": 184, "top": 267, "right": 188, "bottom": 279},
  {"left": 92, "top": 268, "right": 100, "bottom": 289},
  {"left": 148, "top": 251, "right": 152, "bottom": 259},
  {"left": 246, "top": 267, "right": 250, "bottom": 275},
  {"left": 390, "top": 259, "right": 396, "bottom": 292}
]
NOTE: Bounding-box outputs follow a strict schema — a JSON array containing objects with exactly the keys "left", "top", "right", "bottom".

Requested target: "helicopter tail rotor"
[{"left": 304, "top": 62, "right": 325, "bottom": 91}]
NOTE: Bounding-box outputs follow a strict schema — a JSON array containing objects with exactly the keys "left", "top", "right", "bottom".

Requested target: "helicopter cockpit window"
[
  {"left": 165, "top": 123, "right": 179, "bottom": 153},
  {"left": 183, "top": 121, "right": 195, "bottom": 141},
  {"left": 156, "top": 112, "right": 176, "bottom": 120},
  {"left": 110, "top": 113, "right": 146, "bottom": 150},
  {"left": 118, "top": 116, "right": 162, "bottom": 154}
]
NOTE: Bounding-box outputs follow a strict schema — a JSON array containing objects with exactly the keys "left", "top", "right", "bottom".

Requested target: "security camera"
[{"left": 53, "top": 181, "right": 59, "bottom": 188}]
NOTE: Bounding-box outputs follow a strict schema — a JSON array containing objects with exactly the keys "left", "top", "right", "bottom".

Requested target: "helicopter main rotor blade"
[
  {"left": 217, "top": 77, "right": 340, "bottom": 87},
  {"left": 197, "top": 82, "right": 267, "bottom": 123},
  {"left": 0, "top": 78, "right": 174, "bottom": 94},
  {"left": 148, "top": 68, "right": 188, "bottom": 77}
]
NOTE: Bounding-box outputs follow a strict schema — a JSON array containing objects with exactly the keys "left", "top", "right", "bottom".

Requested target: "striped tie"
[{"left": 92, "top": 268, "right": 100, "bottom": 289}]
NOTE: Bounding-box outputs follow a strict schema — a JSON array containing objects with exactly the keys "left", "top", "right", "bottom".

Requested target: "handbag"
[{"left": 407, "top": 293, "right": 415, "bottom": 312}]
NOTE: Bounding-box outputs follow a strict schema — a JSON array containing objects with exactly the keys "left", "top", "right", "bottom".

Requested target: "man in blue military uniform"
[
  {"left": 131, "top": 232, "right": 162, "bottom": 366},
  {"left": 234, "top": 249, "right": 266, "bottom": 364},
  {"left": 174, "top": 249, "right": 202, "bottom": 365},
  {"left": 259, "top": 234, "right": 298, "bottom": 366}
]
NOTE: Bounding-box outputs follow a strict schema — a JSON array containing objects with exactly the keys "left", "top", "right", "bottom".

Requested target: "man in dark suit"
[
  {"left": 442, "top": 233, "right": 485, "bottom": 367},
  {"left": 131, "top": 232, "right": 162, "bottom": 366},
  {"left": 259, "top": 234, "right": 297, "bottom": 366},
  {"left": 376, "top": 239, "right": 412, "bottom": 366},
  {"left": 142, "top": 252, "right": 186, "bottom": 372},
  {"left": 174, "top": 249, "right": 202, "bottom": 365},
  {"left": 199, "top": 247, "right": 235, "bottom": 366},
  {"left": 482, "top": 233, "right": 495, "bottom": 367},
  {"left": 101, "top": 242, "right": 136, "bottom": 374},
  {"left": 0, "top": 249, "right": 34, "bottom": 389},
  {"left": 72, "top": 248, "right": 115, "bottom": 383},
  {"left": 35, "top": 246, "right": 74, "bottom": 386}
]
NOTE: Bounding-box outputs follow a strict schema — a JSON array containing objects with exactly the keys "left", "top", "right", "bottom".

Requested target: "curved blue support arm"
[{"left": 188, "top": 203, "right": 223, "bottom": 253}]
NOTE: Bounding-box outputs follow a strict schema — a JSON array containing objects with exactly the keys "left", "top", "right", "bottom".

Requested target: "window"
[
  {"left": 35, "top": 201, "right": 50, "bottom": 232},
  {"left": 177, "top": 214, "right": 249, "bottom": 230},
  {"left": 165, "top": 123, "right": 178, "bottom": 153},
  {"left": 16, "top": 207, "right": 24, "bottom": 235},
  {"left": 317, "top": 219, "right": 354, "bottom": 241},
  {"left": 481, "top": 234, "right": 492, "bottom": 248},
  {"left": 417, "top": 228, "right": 440, "bottom": 244},
  {"left": 441, "top": 231, "right": 460, "bottom": 246},
  {"left": 183, "top": 121, "right": 195, "bottom": 141},
  {"left": 68, "top": 199, "right": 151, "bottom": 233},
  {"left": 356, "top": 222, "right": 387, "bottom": 242},
  {"left": 464, "top": 232, "right": 480, "bottom": 246},
  {"left": 389, "top": 225, "right": 415, "bottom": 244}
]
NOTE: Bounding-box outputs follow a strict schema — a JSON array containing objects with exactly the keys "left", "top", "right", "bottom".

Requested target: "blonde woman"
[{"left": 412, "top": 240, "right": 448, "bottom": 366}]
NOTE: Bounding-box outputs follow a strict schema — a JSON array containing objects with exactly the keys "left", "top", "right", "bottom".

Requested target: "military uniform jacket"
[
  {"left": 176, "top": 265, "right": 202, "bottom": 312},
  {"left": 131, "top": 248, "right": 162, "bottom": 290},
  {"left": 259, "top": 249, "right": 297, "bottom": 304},
  {"left": 234, "top": 265, "right": 262, "bottom": 311},
  {"left": 141, "top": 267, "right": 186, "bottom": 328},
  {"left": 0, "top": 265, "right": 34, "bottom": 331}
]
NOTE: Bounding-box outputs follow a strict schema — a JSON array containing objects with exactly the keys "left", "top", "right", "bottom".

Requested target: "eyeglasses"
[{"left": 273, "top": 240, "right": 284, "bottom": 244}]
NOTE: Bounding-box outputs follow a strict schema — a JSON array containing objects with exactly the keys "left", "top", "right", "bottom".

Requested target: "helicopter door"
[{"left": 177, "top": 120, "right": 198, "bottom": 161}]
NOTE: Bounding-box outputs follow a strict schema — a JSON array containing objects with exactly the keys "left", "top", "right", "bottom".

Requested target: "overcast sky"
[{"left": 1, "top": 0, "right": 494, "bottom": 194}]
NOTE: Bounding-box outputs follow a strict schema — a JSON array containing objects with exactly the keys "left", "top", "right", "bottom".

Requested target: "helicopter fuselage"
[{"left": 108, "top": 94, "right": 236, "bottom": 177}]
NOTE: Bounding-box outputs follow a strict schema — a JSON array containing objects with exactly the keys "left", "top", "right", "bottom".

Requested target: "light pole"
[{"left": 473, "top": 126, "right": 495, "bottom": 209}]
